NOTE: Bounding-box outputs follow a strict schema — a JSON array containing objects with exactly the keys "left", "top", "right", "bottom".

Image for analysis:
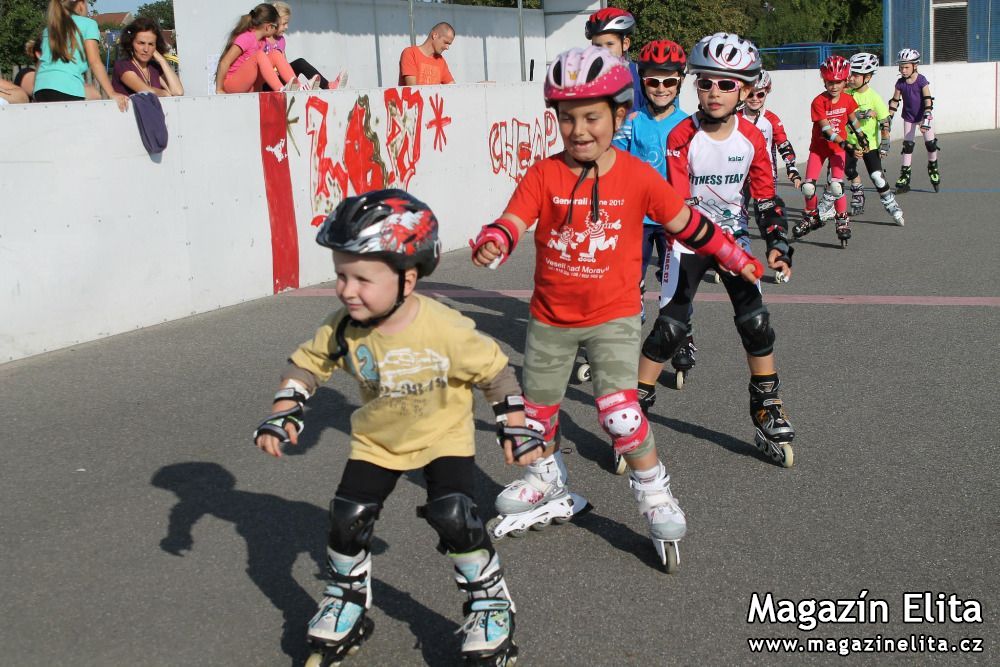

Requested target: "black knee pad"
[
  {"left": 641, "top": 314, "right": 688, "bottom": 363},
  {"left": 417, "top": 493, "right": 488, "bottom": 554},
  {"left": 734, "top": 308, "right": 775, "bottom": 357},
  {"left": 901, "top": 140, "right": 915, "bottom": 154},
  {"left": 924, "top": 138, "right": 939, "bottom": 153},
  {"left": 328, "top": 496, "right": 380, "bottom": 556}
]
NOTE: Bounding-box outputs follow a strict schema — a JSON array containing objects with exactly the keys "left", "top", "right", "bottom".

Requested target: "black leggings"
[
  {"left": 290, "top": 58, "right": 330, "bottom": 89},
  {"left": 845, "top": 151, "right": 889, "bottom": 192},
  {"left": 33, "top": 89, "right": 84, "bottom": 102}
]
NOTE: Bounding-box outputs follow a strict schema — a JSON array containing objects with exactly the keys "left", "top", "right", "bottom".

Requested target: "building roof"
[{"left": 91, "top": 12, "right": 133, "bottom": 27}]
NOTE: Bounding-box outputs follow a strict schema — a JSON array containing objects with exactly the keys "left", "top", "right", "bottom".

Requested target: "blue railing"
[{"left": 759, "top": 43, "right": 885, "bottom": 70}]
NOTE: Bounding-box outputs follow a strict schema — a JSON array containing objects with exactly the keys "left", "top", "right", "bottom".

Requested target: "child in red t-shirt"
[
  {"left": 469, "top": 46, "right": 762, "bottom": 571},
  {"left": 793, "top": 55, "right": 869, "bottom": 245}
]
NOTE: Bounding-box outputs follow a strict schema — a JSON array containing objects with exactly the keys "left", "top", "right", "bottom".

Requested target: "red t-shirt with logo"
[
  {"left": 809, "top": 91, "right": 858, "bottom": 153},
  {"left": 503, "top": 149, "right": 686, "bottom": 327}
]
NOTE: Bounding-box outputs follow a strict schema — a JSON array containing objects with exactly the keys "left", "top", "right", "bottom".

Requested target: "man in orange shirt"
[{"left": 398, "top": 22, "right": 456, "bottom": 86}]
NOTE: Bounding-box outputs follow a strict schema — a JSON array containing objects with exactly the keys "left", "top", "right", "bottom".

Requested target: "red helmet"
[
  {"left": 820, "top": 55, "right": 850, "bottom": 82},
  {"left": 584, "top": 7, "right": 636, "bottom": 39},
  {"left": 636, "top": 40, "right": 687, "bottom": 73}
]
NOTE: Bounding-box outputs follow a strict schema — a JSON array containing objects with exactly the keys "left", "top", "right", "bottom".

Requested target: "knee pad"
[
  {"left": 597, "top": 389, "right": 650, "bottom": 457},
  {"left": 828, "top": 180, "right": 844, "bottom": 198},
  {"left": 844, "top": 164, "right": 858, "bottom": 181},
  {"left": 329, "top": 496, "right": 380, "bottom": 556},
  {"left": 800, "top": 181, "right": 816, "bottom": 198},
  {"left": 641, "top": 314, "right": 688, "bottom": 363},
  {"left": 870, "top": 170, "right": 887, "bottom": 190},
  {"left": 924, "top": 138, "right": 939, "bottom": 153},
  {"left": 734, "top": 308, "right": 776, "bottom": 357},
  {"left": 417, "top": 493, "right": 488, "bottom": 554},
  {"left": 902, "top": 140, "right": 915, "bottom": 154},
  {"left": 524, "top": 399, "right": 559, "bottom": 443}
]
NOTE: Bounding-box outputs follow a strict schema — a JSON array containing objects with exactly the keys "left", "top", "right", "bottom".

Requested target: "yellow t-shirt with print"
[{"left": 289, "top": 294, "right": 509, "bottom": 470}]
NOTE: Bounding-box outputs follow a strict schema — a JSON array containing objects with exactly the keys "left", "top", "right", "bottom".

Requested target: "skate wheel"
[
  {"left": 576, "top": 363, "right": 591, "bottom": 383},
  {"left": 531, "top": 517, "right": 551, "bottom": 531},
  {"left": 780, "top": 443, "right": 794, "bottom": 468},
  {"left": 674, "top": 370, "right": 685, "bottom": 390},
  {"left": 486, "top": 516, "right": 504, "bottom": 540},
  {"left": 305, "top": 653, "right": 325, "bottom": 667},
  {"left": 840, "top": 238, "right": 848, "bottom": 248},
  {"left": 710, "top": 271, "right": 721, "bottom": 284},
  {"left": 508, "top": 527, "right": 527, "bottom": 538},
  {"left": 552, "top": 515, "right": 570, "bottom": 525},
  {"left": 613, "top": 452, "right": 628, "bottom": 475},
  {"left": 663, "top": 544, "right": 679, "bottom": 574}
]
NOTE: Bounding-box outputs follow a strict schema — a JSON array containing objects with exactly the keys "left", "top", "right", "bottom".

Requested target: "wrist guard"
[
  {"left": 497, "top": 424, "right": 546, "bottom": 461},
  {"left": 254, "top": 405, "right": 305, "bottom": 444},
  {"left": 776, "top": 140, "right": 797, "bottom": 173},
  {"left": 470, "top": 218, "right": 520, "bottom": 266},
  {"left": 756, "top": 199, "right": 792, "bottom": 265},
  {"left": 273, "top": 385, "right": 311, "bottom": 406},
  {"left": 888, "top": 98, "right": 899, "bottom": 115}
]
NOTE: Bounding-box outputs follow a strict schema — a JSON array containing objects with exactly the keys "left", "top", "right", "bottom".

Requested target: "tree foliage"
[
  {"left": 0, "top": 0, "right": 47, "bottom": 73},
  {"left": 136, "top": 0, "right": 175, "bottom": 30}
]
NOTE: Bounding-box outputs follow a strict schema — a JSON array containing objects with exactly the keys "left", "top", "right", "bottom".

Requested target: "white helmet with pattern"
[
  {"left": 688, "top": 32, "right": 762, "bottom": 83},
  {"left": 850, "top": 52, "right": 880, "bottom": 74},
  {"left": 754, "top": 69, "right": 772, "bottom": 91},
  {"left": 896, "top": 48, "right": 920, "bottom": 64}
]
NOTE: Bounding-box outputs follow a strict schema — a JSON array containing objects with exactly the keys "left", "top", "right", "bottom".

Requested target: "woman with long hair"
[{"left": 112, "top": 17, "right": 184, "bottom": 96}]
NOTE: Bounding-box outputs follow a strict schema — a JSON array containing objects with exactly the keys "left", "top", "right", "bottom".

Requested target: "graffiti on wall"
[
  {"left": 426, "top": 94, "right": 451, "bottom": 151},
  {"left": 488, "top": 109, "right": 558, "bottom": 183},
  {"left": 305, "top": 89, "right": 428, "bottom": 227}
]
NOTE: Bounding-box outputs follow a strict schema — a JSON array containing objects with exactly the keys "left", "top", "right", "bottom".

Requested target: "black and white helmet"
[
  {"left": 688, "top": 32, "right": 762, "bottom": 83},
  {"left": 850, "top": 52, "right": 880, "bottom": 74},
  {"left": 897, "top": 48, "right": 920, "bottom": 64}
]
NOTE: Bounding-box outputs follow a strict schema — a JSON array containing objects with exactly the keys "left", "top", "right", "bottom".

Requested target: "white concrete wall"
[
  {"left": 1, "top": 62, "right": 997, "bottom": 362},
  {"left": 175, "top": 0, "right": 548, "bottom": 95}
]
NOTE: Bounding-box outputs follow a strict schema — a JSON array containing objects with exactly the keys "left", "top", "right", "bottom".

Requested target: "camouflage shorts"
[{"left": 524, "top": 315, "right": 642, "bottom": 405}]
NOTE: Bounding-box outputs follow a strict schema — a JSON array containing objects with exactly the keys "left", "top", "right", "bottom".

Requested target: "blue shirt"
[{"left": 613, "top": 102, "right": 689, "bottom": 225}]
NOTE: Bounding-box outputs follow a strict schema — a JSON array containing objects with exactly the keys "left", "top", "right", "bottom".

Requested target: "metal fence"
[{"left": 758, "top": 43, "right": 885, "bottom": 70}]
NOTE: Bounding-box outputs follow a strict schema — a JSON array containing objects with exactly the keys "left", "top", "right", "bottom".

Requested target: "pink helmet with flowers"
[
  {"left": 544, "top": 46, "right": 634, "bottom": 109},
  {"left": 820, "top": 55, "right": 851, "bottom": 82}
]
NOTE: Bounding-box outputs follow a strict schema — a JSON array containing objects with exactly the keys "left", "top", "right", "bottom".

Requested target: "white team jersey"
[{"left": 667, "top": 115, "right": 774, "bottom": 234}]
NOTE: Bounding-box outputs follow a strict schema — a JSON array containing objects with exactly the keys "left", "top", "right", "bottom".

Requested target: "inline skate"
[
  {"left": 834, "top": 212, "right": 851, "bottom": 247},
  {"left": 451, "top": 550, "right": 518, "bottom": 665},
  {"left": 305, "top": 550, "right": 375, "bottom": 667},
  {"left": 895, "top": 165, "right": 911, "bottom": 194},
  {"left": 849, "top": 183, "right": 865, "bottom": 216},
  {"left": 670, "top": 335, "right": 697, "bottom": 390},
  {"left": 629, "top": 461, "right": 686, "bottom": 573},
  {"left": 488, "top": 451, "right": 590, "bottom": 538},
  {"left": 816, "top": 190, "right": 839, "bottom": 222},
  {"left": 928, "top": 160, "right": 941, "bottom": 192},
  {"left": 749, "top": 376, "right": 795, "bottom": 468},
  {"left": 880, "top": 192, "right": 904, "bottom": 226},
  {"left": 792, "top": 209, "right": 821, "bottom": 239}
]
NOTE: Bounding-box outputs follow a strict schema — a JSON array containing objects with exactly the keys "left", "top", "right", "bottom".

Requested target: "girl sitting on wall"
[
  {"left": 215, "top": 3, "right": 284, "bottom": 94},
  {"left": 112, "top": 17, "right": 184, "bottom": 97}
]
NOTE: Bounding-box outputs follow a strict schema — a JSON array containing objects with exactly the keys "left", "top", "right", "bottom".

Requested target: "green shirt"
[
  {"left": 34, "top": 15, "right": 100, "bottom": 98},
  {"left": 846, "top": 87, "right": 889, "bottom": 148}
]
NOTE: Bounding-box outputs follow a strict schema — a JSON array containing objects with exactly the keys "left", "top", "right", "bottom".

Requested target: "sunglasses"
[
  {"left": 643, "top": 76, "right": 681, "bottom": 89},
  {"left": 749, "top": 91, "right": 768, "bottom": 100},
  {"left": 695, "top": 78, "right": 741, "bottom": 92}
]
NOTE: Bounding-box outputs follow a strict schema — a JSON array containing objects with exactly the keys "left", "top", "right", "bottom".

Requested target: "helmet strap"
[{"left": 562, "top": 160, "right": 597, "bottom": 230}]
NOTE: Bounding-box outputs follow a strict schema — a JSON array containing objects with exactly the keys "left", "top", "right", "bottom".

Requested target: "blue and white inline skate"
[{"left": 305, "top": 550, "right": 375, "bottom": 667}]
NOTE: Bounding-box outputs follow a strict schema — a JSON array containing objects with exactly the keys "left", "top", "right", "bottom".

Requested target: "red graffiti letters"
[
  {"left": 426, "top": 94, "right": 451, "bottom": 152},
  {"left": 489, "top": 110, "right": 559, "bottom": 183},
  {"left": 384, "top": 88, "right": 424, "bottom": 189}
]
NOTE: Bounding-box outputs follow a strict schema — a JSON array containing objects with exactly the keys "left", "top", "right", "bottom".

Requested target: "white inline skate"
[
  {"left": 880, "top": 192, "right": 905, "bottom": 226},
  {"left": 629, "top": 461, "right": 686, "bottom": 573},
  {"left": 305, "top": 550, "right": 375, "bottom": 667},
  {"left": 487, "top": 451, "right": 590, "bottom": 539},
  {"left": 452, "top": 550, "right": 518, "bottom": 666},
  {"left": 816, "top": 190, "right": 839, "bottom": 222}
]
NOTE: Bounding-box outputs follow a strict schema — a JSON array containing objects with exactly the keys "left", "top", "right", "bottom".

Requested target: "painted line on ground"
[{"left": 290, "top": 288, "right": 1000, "bottom": 307}]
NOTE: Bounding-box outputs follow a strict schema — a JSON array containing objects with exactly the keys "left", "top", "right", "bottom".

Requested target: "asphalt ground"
[{"left": 2, "top": 130, "right": 998, "bottom": 666}]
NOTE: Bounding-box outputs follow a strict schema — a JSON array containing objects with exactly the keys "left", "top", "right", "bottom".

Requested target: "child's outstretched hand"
[
  {"left": 254, "top": 399, "right": 302, "bottom": 458},
  {"left": 471, "top": 239, "right": 504, "bottom": 268}
]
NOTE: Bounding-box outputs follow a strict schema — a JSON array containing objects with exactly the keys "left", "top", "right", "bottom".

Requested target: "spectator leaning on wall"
[
  {"left": 112, "top": 17, "right": 185, "bottom": 97},
  {"left": 398, "top": 22, "right": 455, "bottom": 86}
]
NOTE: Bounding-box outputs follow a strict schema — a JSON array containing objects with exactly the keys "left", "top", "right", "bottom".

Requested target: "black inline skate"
[
  {"left": 670, "top": 335, "right": 697, "bottom": 390},
  {"left": 834, "top": 212, "right": 851, "bottom": 247},
  {"left": 749, "top": 376, "right": 795, "bottom": 468},
  {"left": 928, "top": 160, "right": 941, "bottom": 192},
  {"left": 895, "top": 165, "right": 911, "bottom": 194}
]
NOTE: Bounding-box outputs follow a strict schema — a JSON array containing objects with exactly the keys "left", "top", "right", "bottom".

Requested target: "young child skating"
[
  {"left": 820, "top": 53, "right": 905, "bottom": 225},
  {"left": 585, "top": 7, "right": 644, "bottom": 107},
  {"left": 792, "top": 55, "right": 869, "bottom": 246},
  {"left": 612, "top": 39, "right": 688, "bottom": 324},
  {"left": 741, "top": 69, "right": 804, "bottom": 202},
  {"left": 470, "top": 46, "right": 763, "bottom": 571},
  {"left": 889, "top": 48, "right": 940, "bottom": 193},
  {"left": 254, "top": 190, "right": 530, "bottom": 666},
  {"left": 638, "top": 32, "right": 797, "bottom": 468}
]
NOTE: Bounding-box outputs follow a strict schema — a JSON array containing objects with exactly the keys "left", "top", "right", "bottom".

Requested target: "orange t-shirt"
[
  {"left": 398, "top": 46, "right": 454, "bottom": 85},
  {"left": 504, "top": 149, "right": 686, "bottom": 328}
]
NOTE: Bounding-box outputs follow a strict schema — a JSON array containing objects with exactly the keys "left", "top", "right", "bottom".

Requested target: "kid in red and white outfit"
[
  {"left": 638, "top": 33, "right": 797, "bottom": 468},
  {"left": 741, "top": 70, "right": 803, "bottom": 201},
  {"left": 470, "top": 46, "right": 762, "bottom": 570},
  {"left": 792, "top": 55, "right": 869, "bottom": 244}
]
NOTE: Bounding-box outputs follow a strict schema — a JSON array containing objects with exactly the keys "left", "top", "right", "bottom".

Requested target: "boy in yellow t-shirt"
[{"left": 253, "top": 190, "right": 531, "bottom": 666}]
